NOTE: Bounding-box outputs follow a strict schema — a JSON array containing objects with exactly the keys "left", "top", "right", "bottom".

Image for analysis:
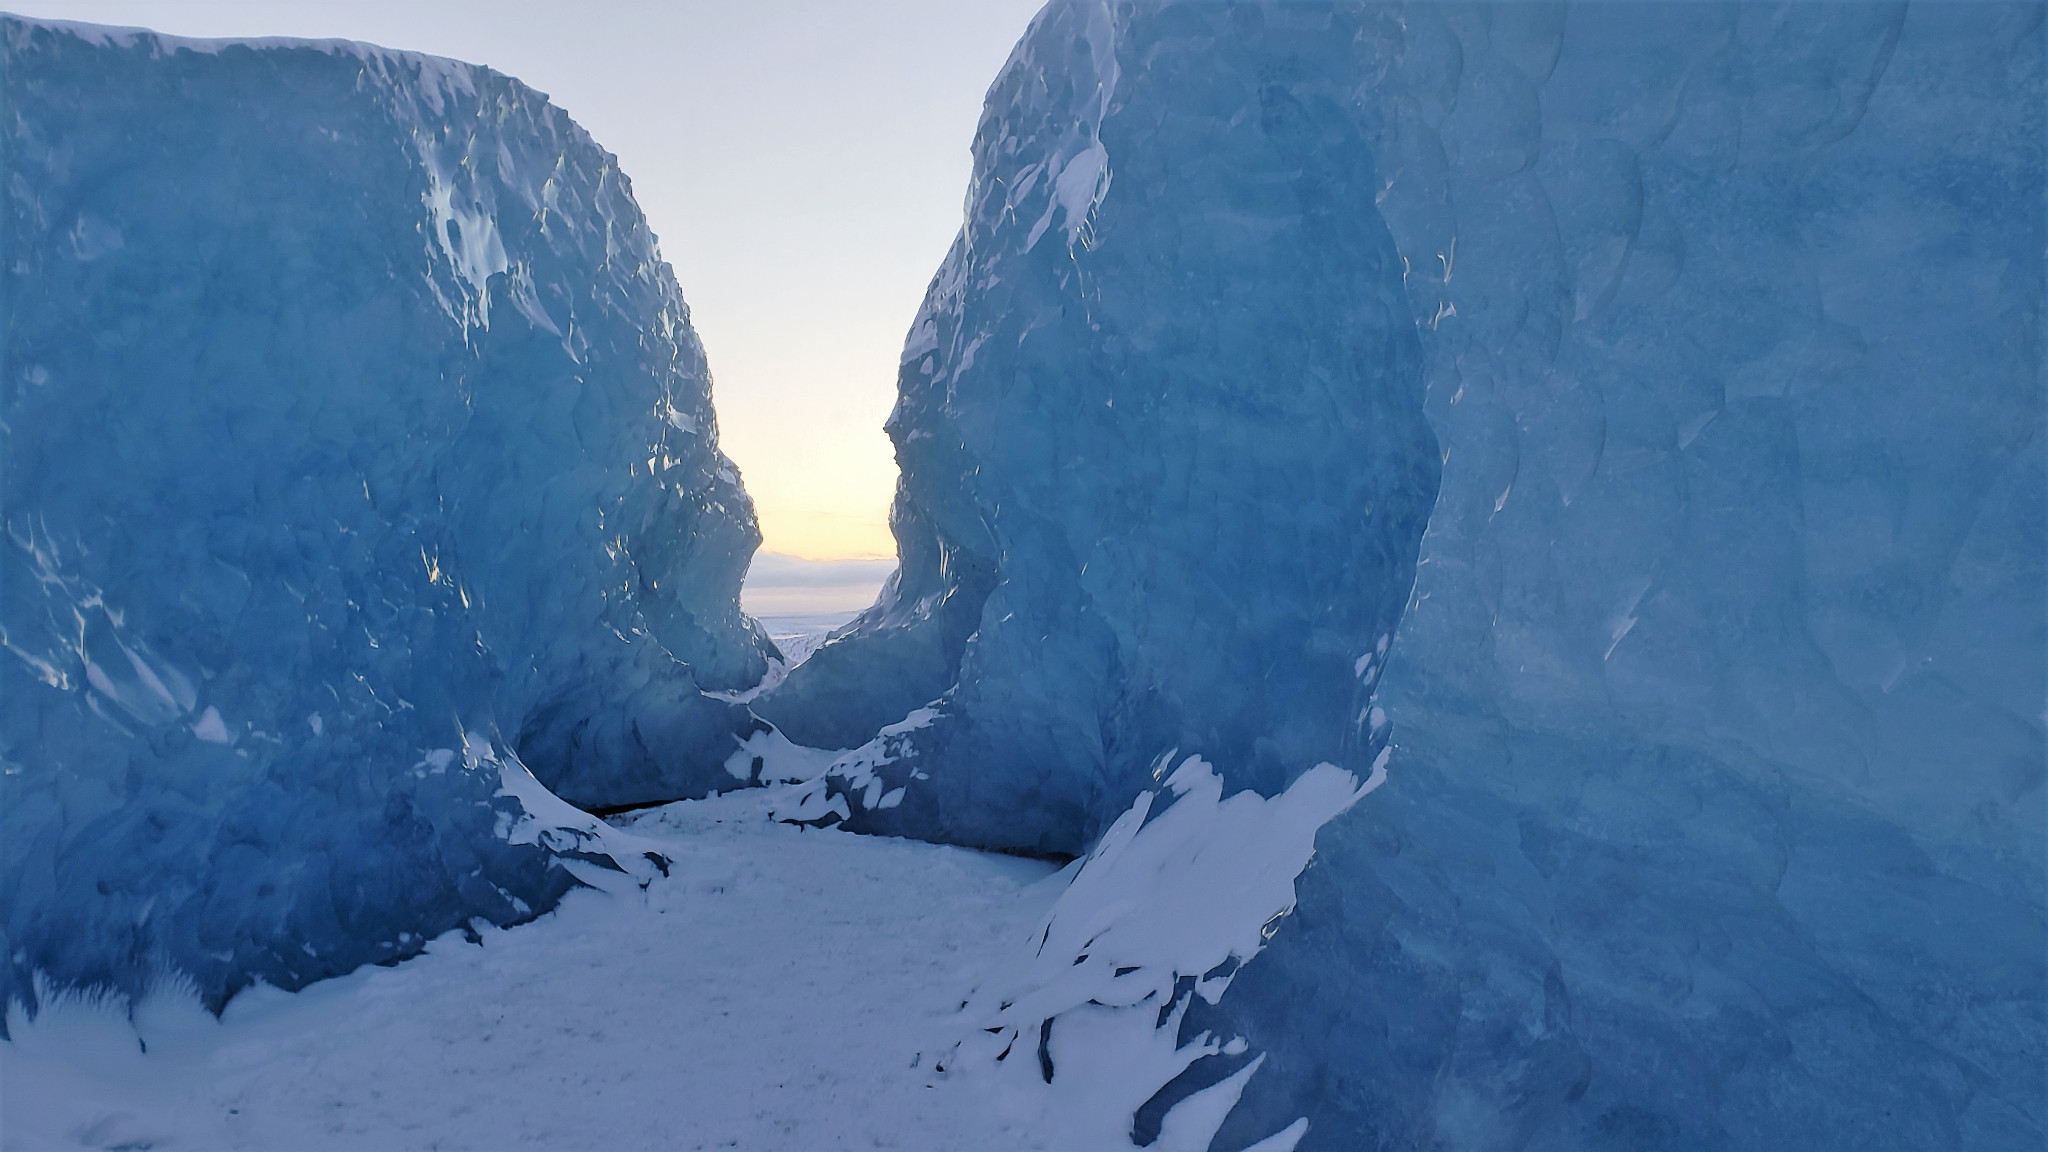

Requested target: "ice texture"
[
  {"left": 2, "top": 19, "right": 770, "bottom": 1022},
  {"left": 941, "top": 756, "right": 1376, "bottom": 1152},
  {"left": 768, "top": 2, "right": 2045, "bottom": 1148},
  {"left": 758, "top": 0, "right": 1444, "bottom": 856}
]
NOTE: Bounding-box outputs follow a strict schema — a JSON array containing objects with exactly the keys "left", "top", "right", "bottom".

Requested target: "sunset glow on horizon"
[{"left": 12, "top": 0, "right": 1042, "bottom": 562}]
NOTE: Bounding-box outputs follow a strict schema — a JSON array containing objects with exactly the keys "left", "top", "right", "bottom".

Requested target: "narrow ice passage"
[
  {"left": 9, "top": 8, "right": 2036, "bottom": 1149},
  {"left": 2, "top": 754, "right": 1363, "bottom": 1152}
]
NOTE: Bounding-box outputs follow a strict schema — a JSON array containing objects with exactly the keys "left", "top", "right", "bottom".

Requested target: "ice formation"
[
  {"left": 769, "top": 2, "right": 2045, "bottom": 1148},
  {"left": 759, "top": 0, "right": 1444, "bottom": 857},
  {"left": 1, "top": 19, "right": 769, "bottom": 1022},
  {"left": 4, "top": 3, "right": 2041, "bottom": 1147}
]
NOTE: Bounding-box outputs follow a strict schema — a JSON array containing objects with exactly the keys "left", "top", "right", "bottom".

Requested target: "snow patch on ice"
[
  {"left": 937, "top": 756, "right": 1377, "bottom": 1151},
  {"left": 772, "top": 704, "right": 941, "bottom": 826},
  {"left": 418, "top": 146, "right": 510, "bottom": 332},
  {"left": 190, "top": 706, "right": 231, "bottom": 744},
  {"left": 722, "top": 723, "right": 842, "bottom": 786},
  {"left": 1019, "top": 1, "right": 1119, "bottom": 253},
  {"left": 0, "top": 757, "right": 1363, "bottom": 1150},
  {"left": 470, "top": 731, "right": 668, "bottom": 889}
]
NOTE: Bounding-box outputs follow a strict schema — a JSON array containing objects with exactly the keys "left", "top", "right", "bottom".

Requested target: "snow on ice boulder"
[
  {"left": 0, "top": 18, "right": 770, "bottom": 1023},
  {"left": 775, "top": 3, "right": 2045, "bottom": 1148}
]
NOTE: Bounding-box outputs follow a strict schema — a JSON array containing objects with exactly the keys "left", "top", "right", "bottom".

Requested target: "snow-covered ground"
[
  {"left": 4, "top": 630, "right": 1358, "bottom": 1152},
  {"left": 2, "top": 787, "right": 1063, "bottom": 1151},
  {"left": 756, "top": 612, "right": 860, "bottom": 669}
]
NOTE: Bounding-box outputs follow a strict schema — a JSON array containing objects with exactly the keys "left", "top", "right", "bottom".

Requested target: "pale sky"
[{"left": 10, "top": 0, "right": 1044, "bottom": 566}]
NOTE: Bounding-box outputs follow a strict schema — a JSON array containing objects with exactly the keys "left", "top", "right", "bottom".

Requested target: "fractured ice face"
[
  {"left": 757, "top": 0, "right": 1443, "bottom": 858},
  {"left": 761, "top": 1, "right": 2044, "bottom": 1147},
  {"left": 1211, "top": 6, "right": 2045, "bottom": 1149},
  {"left": 1, "top": 18, "right": 769, "bottom": 1022}
]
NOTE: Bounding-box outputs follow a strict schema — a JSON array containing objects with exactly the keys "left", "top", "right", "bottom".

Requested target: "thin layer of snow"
[
  {"left": 6, "top": 13, "right": 427, "bottom": 59},
  {"left": 721, "top": 724, "right": 845, "bottom": 785},
  {"left": 1017, "top": 1, "right": 1119, "bottom": 254},
  {"left": 474, "top": 732, "right": 670, "bottom": 890},
  {"left": 757, "top": 611, "right": 862, "bottom": 668}
]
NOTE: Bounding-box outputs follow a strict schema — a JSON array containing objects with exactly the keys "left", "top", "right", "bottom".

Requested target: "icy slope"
[
  {"left": 764, "top": 2, "right": 2044, "bottom": 1149},
  {"left": 2, "top": 18, "right": 769, "bottom": 1024}
]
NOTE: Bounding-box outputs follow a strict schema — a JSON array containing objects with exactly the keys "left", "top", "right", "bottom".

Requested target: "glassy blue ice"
[
  {"left": 765, "top": 3, "right": 2045, "bottom": 1147},
  {"left": 758, "top": 1, "right": 1444, "bottom": 860},
  {"left": 4, "top": 4, "right": 2041, "bottom": 1147},
  {"left": 2, "top": 18, "right": 770, "bottom": 1022}
]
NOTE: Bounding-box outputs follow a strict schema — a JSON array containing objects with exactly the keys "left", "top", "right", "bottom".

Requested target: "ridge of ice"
[{"left": 1, "top": 15, "right": 768, "bottom": 1028}]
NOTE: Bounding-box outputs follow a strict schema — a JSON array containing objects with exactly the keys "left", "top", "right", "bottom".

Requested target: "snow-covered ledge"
[{"left": 941, "top": 755, "right": 1385, "bottom": 1152}]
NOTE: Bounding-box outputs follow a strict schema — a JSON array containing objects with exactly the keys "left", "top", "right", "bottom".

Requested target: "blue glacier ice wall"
[
  {"left": 1208, "top": 6, "right": 2046, "bottom": 1149},
  {"left": 769, "top": 2, "right": 2045, "bottom": 1147},
  {"left": 1, "top": 18, "right": 771, "bottom": 1020},
  {"left": 757, "top": 1, "right": 1444, "bottom": 856}
]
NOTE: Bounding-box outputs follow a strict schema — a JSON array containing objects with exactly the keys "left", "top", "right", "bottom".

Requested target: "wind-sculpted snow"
[
  {"left": 1, "top": 19, "right": 769, "bottom": 1025},
  {"left": 770, "top": 2, "right": 2044, "bottom": 1148}
]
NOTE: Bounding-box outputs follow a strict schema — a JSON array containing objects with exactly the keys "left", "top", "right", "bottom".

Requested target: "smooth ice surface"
[
  {"left": 2, "top": 18, "right": 769, "bottom": 1024},
  {"left": 763, "top": 2, "right": 2044, "bottom": 1148}
]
